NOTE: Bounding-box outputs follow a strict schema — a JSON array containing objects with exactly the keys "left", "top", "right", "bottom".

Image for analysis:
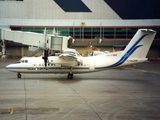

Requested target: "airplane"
[{"left": 6, "top": 29, "right": 156, "bottom": 79}]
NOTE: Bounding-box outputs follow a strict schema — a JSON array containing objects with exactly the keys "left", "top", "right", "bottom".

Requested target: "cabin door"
[{"left": 89, "top": 60, "right": 95, "bottom": 71}]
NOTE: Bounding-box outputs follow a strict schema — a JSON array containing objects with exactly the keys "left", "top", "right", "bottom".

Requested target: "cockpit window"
[
  {"left": 25, "top": 60, "right": 28, "bottom": 63},
  {"left": 19, "top": 59, "right": 28, "bottom": 63}
]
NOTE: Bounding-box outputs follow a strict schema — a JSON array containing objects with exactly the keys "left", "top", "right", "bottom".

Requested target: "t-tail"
[
  {"left": 107, "top": 29, "right": 156, "bottom": 68},
  {"left": 122, "top": 29, "right": 156, "bottom": 59}
]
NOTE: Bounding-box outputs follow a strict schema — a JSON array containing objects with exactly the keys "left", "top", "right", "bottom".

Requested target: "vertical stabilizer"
[{"left": 122, "top": 29, "right": 156, "bottom": 58}]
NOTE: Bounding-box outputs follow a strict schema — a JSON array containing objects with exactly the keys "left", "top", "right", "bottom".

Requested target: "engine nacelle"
[{"left": 48, "top": 56, "right": 77, "bottom": 66}]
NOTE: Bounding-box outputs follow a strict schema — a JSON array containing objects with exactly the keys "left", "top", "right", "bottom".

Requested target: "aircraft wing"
[
  {"left": 59, "top": 53, "right": 83, "bottom": 65},
  {"left": 48, "top": 49, "right": 83, "bottom": 67}
]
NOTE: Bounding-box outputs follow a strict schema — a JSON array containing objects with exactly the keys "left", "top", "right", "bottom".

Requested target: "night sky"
[{"left": 104, "top": 0, "right": 160, "bottom": 19}]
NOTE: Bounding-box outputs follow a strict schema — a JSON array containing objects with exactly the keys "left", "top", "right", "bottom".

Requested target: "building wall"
[
  {"left": 0, "top": 0, "right": 121, "bottom": 19},
  {"left": 0, "top": 0, "right": 160, "bottom": 59}
]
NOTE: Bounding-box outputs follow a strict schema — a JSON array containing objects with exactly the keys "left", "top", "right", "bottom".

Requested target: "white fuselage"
[{"left": 6, "top": 56, "right": 147, "bottom": 74}]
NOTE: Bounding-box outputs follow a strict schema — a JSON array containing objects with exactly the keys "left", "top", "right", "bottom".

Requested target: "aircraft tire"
[
  {"left": 17, "top": 73, "right": 21, "bottom": 78},
  {"left": 67, "top": 73, "right": 73, "bottom": 79}
]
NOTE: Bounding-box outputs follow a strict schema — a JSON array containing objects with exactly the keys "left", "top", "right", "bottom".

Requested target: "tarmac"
[{"left": 0, "top": 60, "right": 160, "bottom": 120}]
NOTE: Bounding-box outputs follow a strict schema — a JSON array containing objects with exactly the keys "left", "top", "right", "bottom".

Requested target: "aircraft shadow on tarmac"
[{"left": 10, "top": 73, "right": 146, "bottom": 84}]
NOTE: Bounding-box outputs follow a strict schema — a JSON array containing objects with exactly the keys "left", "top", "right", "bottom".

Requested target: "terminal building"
[{"left": 0, "top": 0, "right": 160, "bottom": 58}]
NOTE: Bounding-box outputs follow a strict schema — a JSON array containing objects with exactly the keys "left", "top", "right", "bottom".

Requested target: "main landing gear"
[
  {"left": 67, "top": 67, "right": 73, "bottom": 79},
  {"left": 67, "top": 73, "right": 73, "bottom": 79},
  {"left": 17, "top": 73, "right": 21, "bottom": 78}
]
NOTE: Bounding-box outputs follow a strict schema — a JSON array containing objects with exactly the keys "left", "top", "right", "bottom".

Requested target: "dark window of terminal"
[
  {"left": 69, "top": 28, "right": 74, "bottom": 38},
  {"left": 10, "top": 26, "right": 160, "bottom": 40},
  {"left": 115, "top": 28, "right": 127, "bottom": 38},
  {"left": 74, "top": 28, "right": 81, "bottom": 38},
  {"left": 84, "top": 28, "right": 91, "bottom": 38},
  {"left": 56, "top": 28, "right": 69, "bottom": 36},
  {"left": 93, "top": 28, "right": 101, "bottom": 39},
  {"left": 126, "top": 28, "right": 138, "bottom": 38},
  {"left": 103, "top": 28, "right": 115, "bottom": 38}
]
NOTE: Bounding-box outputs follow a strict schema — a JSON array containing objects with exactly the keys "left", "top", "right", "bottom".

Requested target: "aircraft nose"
[
  {"left": 6, "top": 64, "right": 11, "bottom": 70},
  {"left": 6, "top": 64, "right": 14, "bottom": 71}
]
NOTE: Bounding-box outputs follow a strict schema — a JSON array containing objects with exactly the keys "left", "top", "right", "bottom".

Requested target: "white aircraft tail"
[{"left": 122, "top": 29, "right": 156, "bottom": 58}]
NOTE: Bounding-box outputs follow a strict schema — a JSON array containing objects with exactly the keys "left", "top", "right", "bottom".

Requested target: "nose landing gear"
[
  {"left": 17, "top": 73, "right": 21, "bottom": 78},
  {"left": 67, "top": 67, "right": 73, "bottom": 79}
]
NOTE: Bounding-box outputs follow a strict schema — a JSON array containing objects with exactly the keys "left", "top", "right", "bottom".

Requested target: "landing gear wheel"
[
  {"left": 67, "top": 73, "right": 73, "bottom": 79},
  {"left": 17, "top": 73, "right": 21, "bottom": 78}
]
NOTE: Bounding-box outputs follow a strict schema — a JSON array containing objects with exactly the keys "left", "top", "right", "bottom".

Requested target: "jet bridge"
[
  {"left": 47, "top": 35, "right": 72, "bottom": 51},
  {"left": 0, "top": 28, "right": 72, "bottom": 58}
]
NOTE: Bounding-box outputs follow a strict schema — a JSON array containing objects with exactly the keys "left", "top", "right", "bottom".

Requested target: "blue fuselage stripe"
[{"left": 104, "top": 34, "right": 147, "bottom": 68}]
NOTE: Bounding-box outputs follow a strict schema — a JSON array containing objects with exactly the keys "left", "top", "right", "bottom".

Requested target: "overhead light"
[
  {"left": 99, "top": 39, "right": 102, "bottom": 43},
  {"left": 48, "top": 36, "right": 51, "bottom": 40},
  {"left": 72, "top": 39, "right": 75, "bottom": 43}
]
